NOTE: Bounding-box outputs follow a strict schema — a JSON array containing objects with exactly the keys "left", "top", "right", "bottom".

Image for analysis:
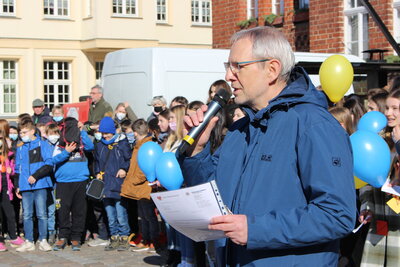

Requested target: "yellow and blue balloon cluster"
[{"left": 350, "top": 112, "right": 390, "bottom": 188}]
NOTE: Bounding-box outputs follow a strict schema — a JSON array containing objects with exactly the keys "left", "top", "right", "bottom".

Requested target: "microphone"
[{"left": 178, "top": 88, "right": 231, "bottom": 155}]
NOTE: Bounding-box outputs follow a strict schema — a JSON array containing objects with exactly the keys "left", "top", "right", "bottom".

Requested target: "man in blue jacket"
[{"left": 180, "top": 26, "right": 356, "bottom": 266}]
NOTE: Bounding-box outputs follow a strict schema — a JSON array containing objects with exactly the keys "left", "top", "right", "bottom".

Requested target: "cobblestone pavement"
[{"left": 0, "top": 243, "right": 165, "bottom": 267}]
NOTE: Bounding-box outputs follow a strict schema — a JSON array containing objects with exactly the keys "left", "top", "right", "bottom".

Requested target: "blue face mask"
[
  {"left": 21, "top": 135, "right": 31, "bottom": 143},
  {"left": 53, "top": 116, "right": 63, "bottom": 122},
  {"left": 101, "top": 134, "right": 117, "bottom": 145},
  {"left": 126, "top": 132, "right": 135, "bottom": 144},
  {"left": 94, "top": 132, "right": 102, "bottom": 141},
  {"left": 9, "top": 134, "right": 18, "bottom": 141}
]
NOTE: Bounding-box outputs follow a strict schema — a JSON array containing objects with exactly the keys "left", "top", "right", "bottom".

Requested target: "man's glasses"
[{"left": 223, "top": 59, "right": 271, "bottom": 74}]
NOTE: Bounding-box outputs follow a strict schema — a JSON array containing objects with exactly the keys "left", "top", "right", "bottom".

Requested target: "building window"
[
  {"left": 95, "top": 61, "right": 103, "bottom": 82},
  {"left": 157, "top": 0, "right": 167, "bottom": 22},
  {"left": 247, "top": 0, "right": 255, "bottom": 19},
  {"left": 272, "top": 0, "right": 284, "bottom": 15},
  {"left": 1, "top": 0, "right": 15, "bottom": 16},
  {"left": 297, "top": 0, "right": 309, "bottom": 10},
  {"left": 0, "top": 60, "right": 17, "bottom": 114},
  {"left": 112, "top": 0, "right": 137, "bottom": 16},
  {"left": 344, "top": 0, "right": 368, "bottom": 58},
  {"left": 394, "top": 1, "right": 400, "bottom": 47},
  {"left": 44, "top": 0, "right": 69, "bottom": 17},
  {"left": 44, "top": 61, "right": 71, "bottom": 109},
  {"left": 191, "top": 0, "right": 211, "bottom": 25}
]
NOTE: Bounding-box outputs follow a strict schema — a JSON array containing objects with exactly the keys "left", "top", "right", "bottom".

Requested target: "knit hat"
[{"left": 99, "top": 117, "right": 116, "bottom": 134}]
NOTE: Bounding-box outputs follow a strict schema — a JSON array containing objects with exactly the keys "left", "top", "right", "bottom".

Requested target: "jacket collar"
[{"left": 134, "top": 136, "right": 153, "bottom": 149}]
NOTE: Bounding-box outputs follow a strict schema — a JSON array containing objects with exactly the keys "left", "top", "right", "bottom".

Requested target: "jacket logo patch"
[
  {"left": 261, "top": 154, "right": 272, "bottom": 162},
  {"left": 332, "top": 157, "right": 341, "bottom": 167},
  {"left": 29, "top": 146, "right": 43, "bottom": 164}
]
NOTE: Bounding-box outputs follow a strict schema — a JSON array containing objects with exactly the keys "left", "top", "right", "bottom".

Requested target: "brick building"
[{"left": 212, "top": 0, "right": 400, "bottom": 60}]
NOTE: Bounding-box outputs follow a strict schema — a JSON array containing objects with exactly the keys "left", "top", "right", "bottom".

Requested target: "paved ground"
[{"left": 0, "top": 243, "right": 165, "bottom": 267}]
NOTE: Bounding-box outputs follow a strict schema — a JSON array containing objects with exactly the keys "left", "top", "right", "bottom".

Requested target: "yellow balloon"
[
  {"left": 354, "top": 176, "right": 367, "bottom": 189},
  {"left": 319, "top": 55, "right": 354, "bottom": 103}
]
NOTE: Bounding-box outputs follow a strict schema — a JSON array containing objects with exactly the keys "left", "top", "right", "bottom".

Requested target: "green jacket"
[{"left": 89, "top": 97, "right": 113, "bottom": 123}]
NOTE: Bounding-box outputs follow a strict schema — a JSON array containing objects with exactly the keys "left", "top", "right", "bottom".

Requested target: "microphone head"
[{"left": 213, "top": 88, "right": 231, "bottom": 107}]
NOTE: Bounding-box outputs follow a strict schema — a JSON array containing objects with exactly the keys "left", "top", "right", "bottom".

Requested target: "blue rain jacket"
[
  {"left": 52, "top": 131, "right": 94, "bottom": 183},
  {"left": 180, "top": 67, "right": 356, "bottom": 266},
  {"left": 15, "top": 137, "right": 53, "bottom": 192}
]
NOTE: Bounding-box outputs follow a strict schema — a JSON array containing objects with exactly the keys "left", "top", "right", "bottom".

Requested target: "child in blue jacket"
[
  {"left": 51, "top": 118, "right": 94, "bottom": 251},
  {"left": 44, "top": 123, "right": 60, "bottom": 245},
  {"left": 15, "top": 120, "right": 53, "bottom": 252},
  {"left": 95, "top": 117, "right": 131, "bottom": 251}
]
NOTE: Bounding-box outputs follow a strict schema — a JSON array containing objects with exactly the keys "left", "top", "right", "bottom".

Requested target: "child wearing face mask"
[
  {"left": 51, "top": 105, "right": 64, "bottom": 126},
  {"left": 8, "top": 125, "right": 19, "bottom": 153},
  {"left": 121, "top": 119, "right": 160, "bottom": 253},
  {"left": 44, "top": 123, "right": 61, "bottom": 245},
  {"left": 0, "top": 119, "right": 24, "bottom": 252},
  {"left": 114, "top": 102, "right": 137, "bottom": 127},
  {"left": 94, "top": 117, "right": 132, "bottom": 252},
  {"left": 120, "top": 120, "right": 136, "bottom": 149},
  {"left": 51, "top": 118, "right": 94, "bottom": 251},
  {"left": 8, "top": 123, "right": 23, "bottom": 237},
  {"left": 15, "top": 119, "right": 54, "bottom": 252}
]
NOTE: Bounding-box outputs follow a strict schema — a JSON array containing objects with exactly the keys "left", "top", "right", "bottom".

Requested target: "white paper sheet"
[
  {"left": 381, "top": 178, "right": 400, "bottom": 197},
  {"left": 151, "top": 181, "right": 227, "bottom": 242}
]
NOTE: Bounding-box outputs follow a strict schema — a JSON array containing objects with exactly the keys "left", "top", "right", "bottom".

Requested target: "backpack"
[{"left": 58, "top": 117, "right": 81, "bottom": 152}]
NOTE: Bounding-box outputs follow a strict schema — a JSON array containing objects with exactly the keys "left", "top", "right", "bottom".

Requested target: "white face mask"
[
  {"left": 21, "top": 135, "right": 31, "bottom": 143},
  {"left": 116, "top": 112, "right": 126, "bottom": 121},
  {"left": 47, "top": 135, "right": 60, "bottom": 144},
  {"left": 94, "top": 132, "right": 102, "bottom": 141}
]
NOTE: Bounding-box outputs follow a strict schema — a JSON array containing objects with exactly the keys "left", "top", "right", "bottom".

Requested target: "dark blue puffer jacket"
[
  {"left": 94, "top": 137, "right": 132, "bottom": 199},
  {"left": 180, "top": 67, "right": 356, "bottom": 266}
]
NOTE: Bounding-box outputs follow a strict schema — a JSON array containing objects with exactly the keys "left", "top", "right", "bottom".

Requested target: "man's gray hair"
[
  {"left": 231, "top": 26, "right": 295, "bottom": 82},
  {"left": 91, "top": 84, "right": 103, "bottom": 94}
]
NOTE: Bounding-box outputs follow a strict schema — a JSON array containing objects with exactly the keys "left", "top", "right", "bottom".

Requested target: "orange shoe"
[{"left": 129, "top": 233, "right": 142, "bottom": 247}]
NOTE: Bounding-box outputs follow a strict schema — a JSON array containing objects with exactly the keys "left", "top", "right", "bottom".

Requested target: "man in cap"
[{"left": 32, "top": 99, "right": 52, "bottom": 125}]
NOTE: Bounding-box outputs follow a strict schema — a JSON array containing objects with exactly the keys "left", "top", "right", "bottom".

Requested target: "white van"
[
  {"left": 101, "top": 48, "right": 364, "bottom": 118},
  {"left": 101, "top": 47, "right": 229, "bottom": 119}
]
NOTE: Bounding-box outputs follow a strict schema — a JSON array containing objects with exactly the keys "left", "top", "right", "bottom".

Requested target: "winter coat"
[
  {"left": 121, "top": 136, "right": 153, "bottom": 200},
  {"left": 52, "top": 131, "right": 94, "bottom": 183},
  {"left": 94, "top": 137, "right": 131, "bottom": 199},
  {"left": 15, "top": 137, "right": 53, "bottom": 192},
  {"left": 0, "top": 151, "right": 16, "bottom": 200},
  {"left": 88, "top": 97, "right": 113, "bottom": 123},
  {"left": 32, "top": 107, "right": 52, "bottom": 125},
  {"left": 180, "top": 67, "right": 356, "bottom": 266}
]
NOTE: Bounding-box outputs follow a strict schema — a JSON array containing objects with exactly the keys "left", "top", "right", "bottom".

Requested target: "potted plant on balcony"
[
  {"left": 237, "top": 17, "right": 258, "bottom": 29},
  {"left": 263, "top": 13, "right": 283, "bottom": 27}
]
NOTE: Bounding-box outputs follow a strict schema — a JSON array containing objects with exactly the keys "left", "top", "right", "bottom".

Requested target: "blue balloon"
[
  {"left": 357, "top": 111, "right": 387, "bottom": 133},
  {"left": 155, "top": 152, "right": 184, "bottom": 190},
  {"left": 350, "top": 130, "right": 390, "bottom": 188},
  {"left": 137, "top": 141, "right": 163, "bottom": 182}
]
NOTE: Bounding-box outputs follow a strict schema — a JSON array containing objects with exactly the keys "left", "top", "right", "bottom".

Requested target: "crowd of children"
[
  {"left": 1, "top": 76, "right": 400, "bottom": 267},
  {"left": 0, "top": 80, "right": 241, "bottom": 267}
]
